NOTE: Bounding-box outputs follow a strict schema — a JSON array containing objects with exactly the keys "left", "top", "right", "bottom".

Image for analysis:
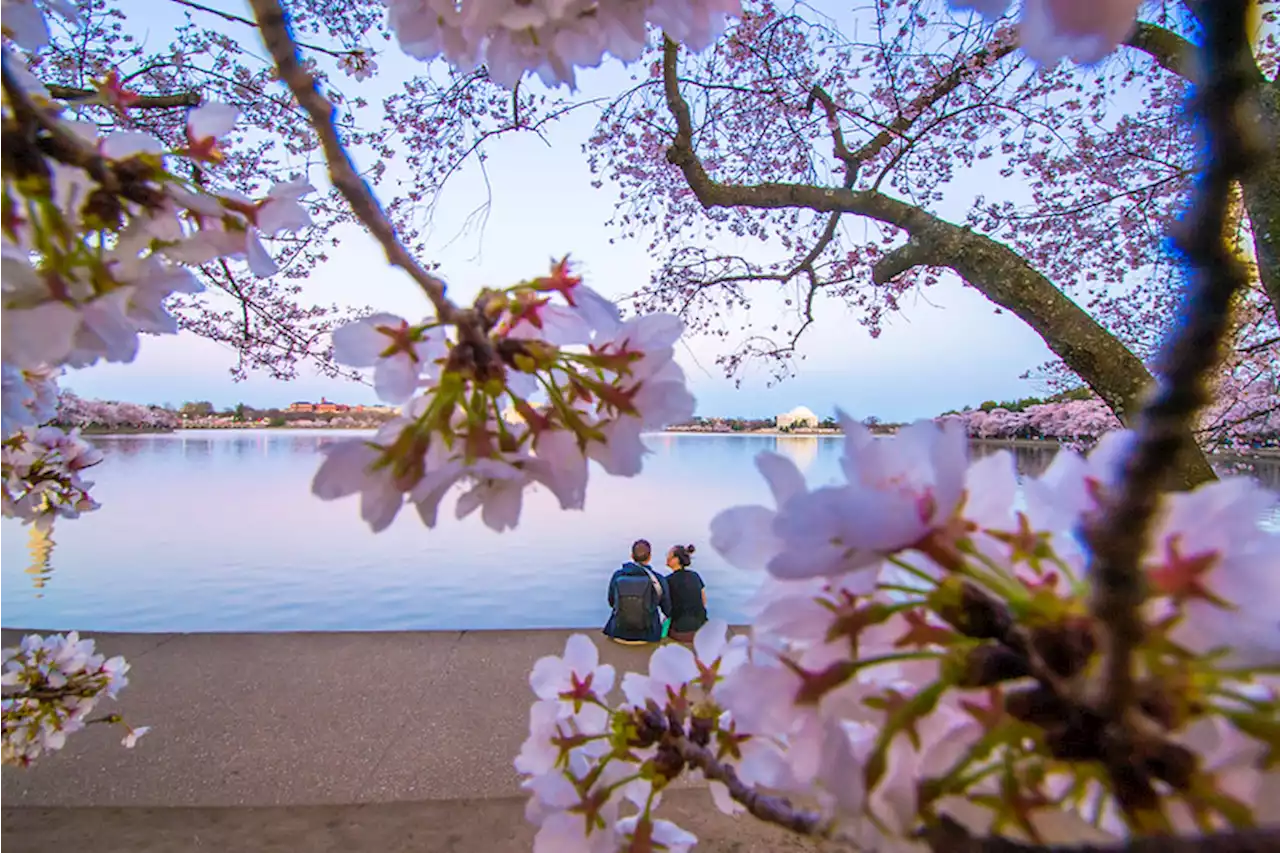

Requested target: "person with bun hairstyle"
[{"left": 664, "top": 543, "right": 708, "bottom": 643}]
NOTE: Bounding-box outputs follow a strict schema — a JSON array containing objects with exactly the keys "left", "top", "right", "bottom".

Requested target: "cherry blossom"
[
  {"left": 1145, "top": 477, "right": 1280, "bottom": 668},
  {"left": 330, "top": 313, "right": 448, "bottom": 403},
  {"left": 614, "top": 815, "right": 697, "bottom": 853},
  {"left": 2, "top": 632, "right": 140, "bottom": 766},
  {"left": 1018, "top": 0, "right": 1145, "bottom": 66},
  {"left": 530, "top": 634, "right": 616, "bottom": 714},
  {"left": 337, "top": 51, "right": 378, "bottom": 81},
  {"left": 711, "top": 415, "right": 967, "bottom": 581}
]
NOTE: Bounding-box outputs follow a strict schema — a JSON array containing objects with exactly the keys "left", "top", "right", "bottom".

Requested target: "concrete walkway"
[
  {"left": 1, "top": 628, "right": 828, "bottom": 852},
  {"left": 2, "top": 628, "right": 679, "bottom": 807}
]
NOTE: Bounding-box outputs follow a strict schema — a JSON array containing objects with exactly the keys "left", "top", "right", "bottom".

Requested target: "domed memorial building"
[{"left": 776, "top": 406, "right": 819, "bottom": 430}]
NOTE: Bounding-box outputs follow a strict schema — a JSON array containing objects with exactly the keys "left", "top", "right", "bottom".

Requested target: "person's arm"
[
  {"left": 700, "top": 574, "right": 707, "bottom": 608},
  {"left": 607, "top": 573, "right": 616, "bottom": 607}
]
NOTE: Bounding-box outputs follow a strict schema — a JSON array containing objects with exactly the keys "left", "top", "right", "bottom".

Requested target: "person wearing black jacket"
[
  {"left": 663, "top": 543, "right": 707, "bottom": 643},
  {"left": 603, "top": 539, "right": 671, "bottom": 644}
]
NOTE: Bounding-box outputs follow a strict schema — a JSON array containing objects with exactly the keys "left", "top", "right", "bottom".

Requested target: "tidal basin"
[{"left": 3, "top": 430, "right": 1277, "bottom": 633}]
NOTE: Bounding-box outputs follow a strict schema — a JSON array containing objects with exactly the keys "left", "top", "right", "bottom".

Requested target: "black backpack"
[{"left": 614, "top": 574, "right": 655, "bottom": 635}]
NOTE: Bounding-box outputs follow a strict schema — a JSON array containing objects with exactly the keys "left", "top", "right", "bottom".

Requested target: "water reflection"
[
  {"left": 24, "top": 526, "right": 55, "bottom": 596},
  {"left": 969, "top": 441, "right": 1059, "bottom": 478},
  {"left": 773, "top": 435, "right": 821, "bottom": 473},
  {"left": 2, "top": 430, "right": 1275, "bottom": 633}
]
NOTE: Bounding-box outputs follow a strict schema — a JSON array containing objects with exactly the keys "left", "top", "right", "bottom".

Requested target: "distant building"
[
  {"left": 289, "top": 397, "right": 354, "bottom": 414},
  {"left": 314, "top": 397, "right": 350, "bottom": 414},
  {"left": 776, "top": 405, "right": 819, "bottom": 430}
]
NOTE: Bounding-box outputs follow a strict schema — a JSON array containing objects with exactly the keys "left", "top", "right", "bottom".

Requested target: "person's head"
[
  {"left": 631, "top": 539, "right": 652, "bottom": 564},
  {"left": 666, "top": 543, "right": 696, "bottom": 570}
]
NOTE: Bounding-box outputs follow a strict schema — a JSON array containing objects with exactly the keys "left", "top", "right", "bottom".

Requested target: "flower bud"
[
  {"left": 113, "top": 156, "right": 167, "bottom": 209},
  {"left": 689, "top": 713, "right": 714, "bottom": 747},
  {"left": 473, "top": 289, "right": 507, "bottom": 329},
  {"left": 957, "top": 644, "right": 1031, "bottom": 687},
  {"left": 2, "top": 126, "right": 51, "bottom": 190},
  {"left": 1136, "top": 680, "right": 1182, "bottom": 730},
  {"left": 496, "top": 337, "right": 558, "bottom": 373},
  {"left": 630, "top": 704, "right": 666, "bottom": 747},
  {"left": 1107, "top": 759, "right": 1159, "bottom": 815},
  {"left": 1144, "top": 740, "right": 1197, "bottom": 791},
  {"left": 652, "top": 742, "right": 685, "bottom": 781},
  {"left": 1030, "top": 616, "right": 1097, "bottom": 679},
  {"left": 1043, "top": 716, "right": 1106, "bottom": 762},
  {"left": 931, "top": 578, "right": 1011, "bottom": 640},
  {"left": 83, "top": 188, "right": 125, "bottom": 231},
  {"left": 665, "top": 704, "right": 685, "bottom": 735},
  {"left": 1003, "top": 684, "right": 1069, "bottom": 727},
  {"left": 445, "top": 340, "right": 505, "bottom": 386}
]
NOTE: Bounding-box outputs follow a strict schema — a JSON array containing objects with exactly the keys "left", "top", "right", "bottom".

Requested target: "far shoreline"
[{"left": 80, "top": 424, "right": 1280, "bottom": 461}]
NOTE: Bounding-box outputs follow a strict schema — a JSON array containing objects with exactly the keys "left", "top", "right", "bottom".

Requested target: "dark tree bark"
[{"left": 1124, "top": 22, "right": 1280, "bottom": 329}]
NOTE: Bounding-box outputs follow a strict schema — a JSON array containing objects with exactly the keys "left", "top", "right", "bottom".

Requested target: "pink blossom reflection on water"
[{"left": 2, "top": 430, "right": 1277, "bottom": 632}]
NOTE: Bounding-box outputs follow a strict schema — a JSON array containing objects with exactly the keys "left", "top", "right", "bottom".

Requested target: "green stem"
[{"left": 886, "top": 554, "right": 940, "bottom": 587}]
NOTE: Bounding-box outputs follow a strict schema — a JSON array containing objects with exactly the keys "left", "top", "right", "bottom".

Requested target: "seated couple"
[{"left": 603, "top": 538, "right": 708, "bottom": 645}]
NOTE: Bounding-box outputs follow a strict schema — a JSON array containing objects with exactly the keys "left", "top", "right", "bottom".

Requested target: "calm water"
[{"left": 2, "top": 431, "right": 1277, "bottom": 633}]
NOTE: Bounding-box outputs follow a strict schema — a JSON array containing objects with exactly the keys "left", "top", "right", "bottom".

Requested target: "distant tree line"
[{"left": 177, "top": 401, "right": 397, "bottom": 428}]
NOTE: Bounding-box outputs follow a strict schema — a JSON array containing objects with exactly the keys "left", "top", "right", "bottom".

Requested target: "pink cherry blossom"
[{"left": 330, "top": 313, "right": 447, "bottom": 403}]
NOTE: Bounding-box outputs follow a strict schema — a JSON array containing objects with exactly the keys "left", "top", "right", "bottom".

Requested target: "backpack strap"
[{"left": 637, "top": 564, "right": 663, "bottom": 597}]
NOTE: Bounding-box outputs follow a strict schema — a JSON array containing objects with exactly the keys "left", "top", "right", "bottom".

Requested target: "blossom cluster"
[
  {"left": 947, "top": 399, "right": 1123, "bottom": 443},
  {"left": 56, "top": 392, "right": 181, "bottom": 431},
  {"left": 2, "top": 632, "right": 146, "bottom": 767},
  {"left": 386, "top": 0, "right": 743, "bottom": 89},
  {"left": 2, "top": 424, "right": 103, "bottom": 528},
  {"left": 2, "top": 363, "right": 60, "bottom": 437},
  {"left": 520, "top": 419, "right": 1280, "bottom": 849},
  {"left": 515, "top": 626, "right": 746, "bottom": 852},
  {"left": 312, "top": 259, "right": 696, "bottom": 533},
  {"left": 1, "top": 65, "right": 308, "bottom": 380}
]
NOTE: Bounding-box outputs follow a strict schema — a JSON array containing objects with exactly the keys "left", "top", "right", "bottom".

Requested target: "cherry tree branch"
[
  {"left": 844, "top": 39, "right": 1019, "bottom": 166},
  {"left": 872, "top": 237, "right": 932, "bottom": 284},
  {"left": 1124, "top": 22, "right": 1199, "bottom": 81},
  {"left": 1085, "top": 0, "right": 1267, "bottom": 719},
  {"left": 668, "top": 733, "right": 827, "bottom": 836},
  {"left": 248, "top": 0, "right": 458, "bottom": 323},
  {"left": 46, "top": 84, "right": 200, "bottom": 108},
  {"left": 659, "top": 36, "right": 1218, "bottom": 489}
]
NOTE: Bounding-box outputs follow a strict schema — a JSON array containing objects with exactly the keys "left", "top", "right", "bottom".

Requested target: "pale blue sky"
[{"left": 64, "top": 0, "right": 1061, "bottom": 420}]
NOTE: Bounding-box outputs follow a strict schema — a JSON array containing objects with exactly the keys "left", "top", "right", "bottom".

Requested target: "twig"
[
  {"left": 248, "top": 0, "right": 458, "bottom": 323},
  {"left": 170, "top": 0, "right": 348, "bottom": 58},
  {"left": 669, "top": 733, "right": 827, "bottom": 836},
  {"left": 1084, "top": 0, "right": 1266, "bottom": 720}
]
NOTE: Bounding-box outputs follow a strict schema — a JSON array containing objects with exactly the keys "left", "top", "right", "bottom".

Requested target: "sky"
[{"left": 62, "top": 0, "right": 1063, "bottom": 422}]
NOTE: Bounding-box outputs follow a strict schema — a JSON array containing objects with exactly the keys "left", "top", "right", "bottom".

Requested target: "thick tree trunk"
[
  {"left": 661, "top": 40, "right": 1217, "bottom": 490},
  {"left": 1240, "top": 78, "right": 1280, "bottom": 319},
  {"left": 1126, "top": 24, "right": 1280, "bottom": 327}
]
